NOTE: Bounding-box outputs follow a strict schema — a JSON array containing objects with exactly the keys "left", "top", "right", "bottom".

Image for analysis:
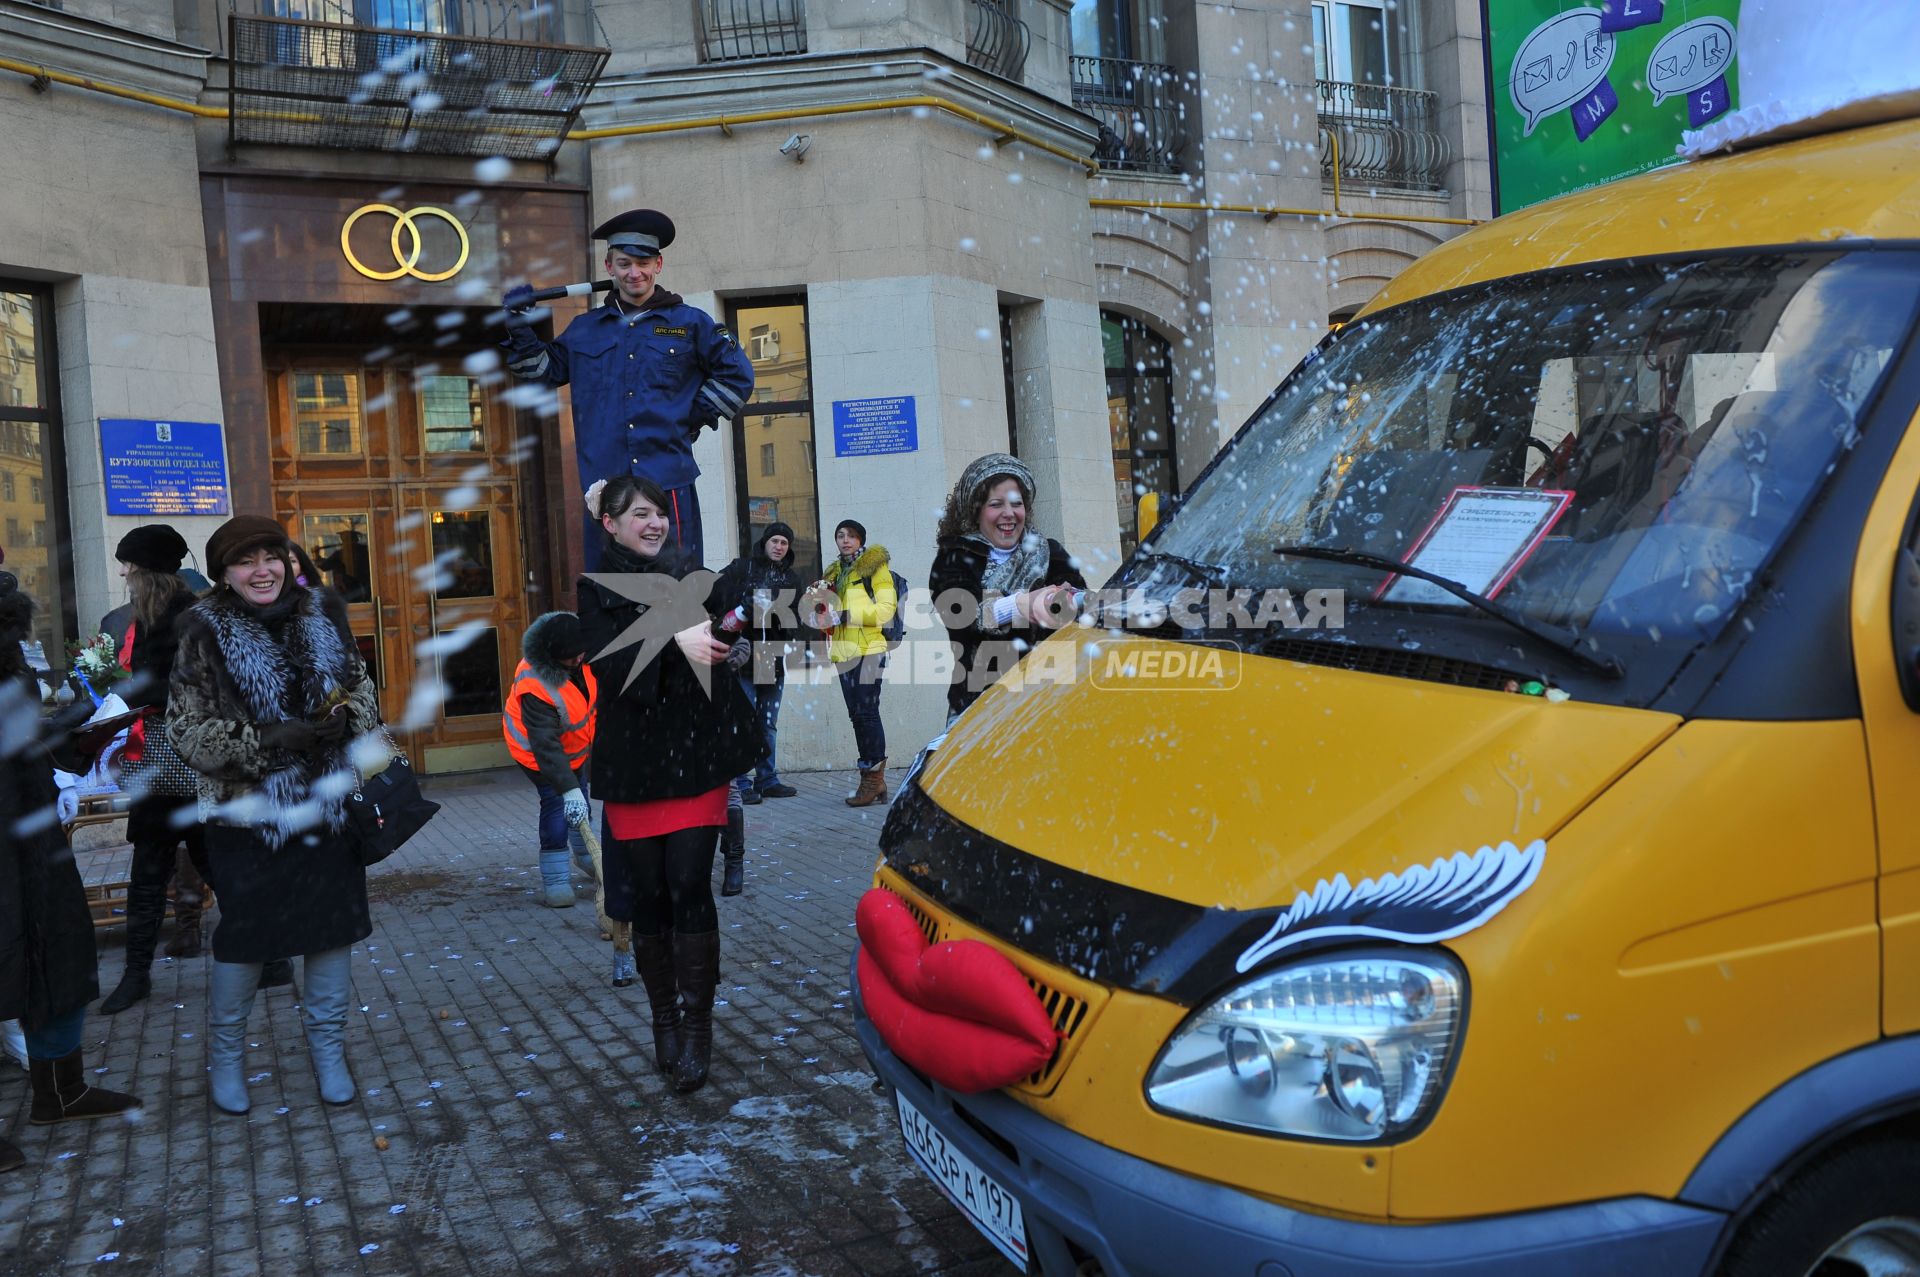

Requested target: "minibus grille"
[
  {"left": 875, "top": 873, "right": 1108, "bottom": 1099},
  {"left": 1259, "top": 637, "right": 1516, "bottom": 691},
  {"left": 1021, "top": 977, "right": 1091, "bottom": 1090}
]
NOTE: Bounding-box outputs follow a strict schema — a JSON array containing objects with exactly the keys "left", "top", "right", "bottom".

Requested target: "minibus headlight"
[{"left": 1144, "top": 950, "right": 1463, "bottom": 1142}]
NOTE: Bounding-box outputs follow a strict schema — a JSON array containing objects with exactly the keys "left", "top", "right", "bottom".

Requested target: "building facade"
[{"left": 1, "top": 0, "right": 1488, "bottom": 773}]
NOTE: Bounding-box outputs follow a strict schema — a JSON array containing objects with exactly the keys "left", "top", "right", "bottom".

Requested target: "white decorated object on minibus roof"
[{"left": 1679, "top": 0, "right": 1920, "bottom": 158}]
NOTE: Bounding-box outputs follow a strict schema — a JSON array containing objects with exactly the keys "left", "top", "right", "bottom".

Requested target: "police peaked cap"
[{"left": 592, "top": 209, "right": 675, "bottom": 259}]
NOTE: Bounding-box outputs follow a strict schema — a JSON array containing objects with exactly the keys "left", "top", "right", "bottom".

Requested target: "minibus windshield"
[{"left": 1150, "top": 250, "right": 1920, "bottom": 643}]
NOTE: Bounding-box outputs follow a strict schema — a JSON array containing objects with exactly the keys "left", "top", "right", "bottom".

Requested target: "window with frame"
[
  {"left": 729, "top": 297, "right": 823, "bottom": 581},
  {"left": 1313, "top": 0, "right": 1395, "bottom": 86},
  {"left": 0, "top": 286, "right": 75, "bottom": 674}
]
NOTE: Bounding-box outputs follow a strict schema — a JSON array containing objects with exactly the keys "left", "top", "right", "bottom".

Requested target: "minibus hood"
[{"left": 915, "top": 635, "right": 1679, "bottom": 914}]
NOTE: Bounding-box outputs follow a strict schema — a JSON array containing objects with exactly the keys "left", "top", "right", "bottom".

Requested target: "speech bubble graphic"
[
  {"left": 1648, "top": 17, "right": 1736, "bottom": 105},
  {"left": 1509, "top": 8, "right": 1616, "bottom": 137}
]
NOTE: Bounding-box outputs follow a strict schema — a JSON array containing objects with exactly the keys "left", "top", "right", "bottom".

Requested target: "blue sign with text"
[
  {"left": 832, "top": 396, "right": 918, "bottom": 457},
  {"left": 100, "top": 419, "right": 231, "bottom": 516}
]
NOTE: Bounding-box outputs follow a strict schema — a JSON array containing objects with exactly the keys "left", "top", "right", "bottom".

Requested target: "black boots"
[
  {"left": 670, "top": 931, "right": 720, "bottom": 1094},
  {"left": 721, "top": 809, "right": 745, "bottom": 897},
  {"left": 634, "top": 932, "right": 684, "bottom": 1076},
  {"left": 0, "top": 1136, "right": 21, "bottom": 1173},
  {"left": 99, "top": 879, "right": 167, "bottom": 1014},
  {"left": 27, "top": 1048, "right": 142, "bottom": 1125}
]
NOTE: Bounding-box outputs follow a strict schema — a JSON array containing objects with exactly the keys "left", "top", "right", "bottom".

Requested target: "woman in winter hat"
[
  {"left": 929, "top": 453, "right": 1086, "bottom": 722},
  {"left": 808, "top": 519, "right": 896, "bottom": 807},
  {"left": 166, "top": 514, "right": 389, "bottom": 1114},
  {"left": 96, "top": 523, "right": 210, "bottom": 1013}
]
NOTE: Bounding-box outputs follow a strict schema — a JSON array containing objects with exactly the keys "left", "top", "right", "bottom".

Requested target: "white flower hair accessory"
[{"left": 584, "top": 479, "right": 609, "bottom": 520}]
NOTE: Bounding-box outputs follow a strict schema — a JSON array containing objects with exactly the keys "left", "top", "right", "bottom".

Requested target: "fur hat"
[
  {"left": 115, "top": 524, "right": 190, "bottom": 574},
  {"left": 522, "top": 611, "right": 586, "bottom": 677},
  {"left": 205, "top": 515, "right": 292, "bottom": 572}
]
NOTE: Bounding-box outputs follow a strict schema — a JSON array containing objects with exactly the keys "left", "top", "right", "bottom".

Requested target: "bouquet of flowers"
[{"left": 66, "top": 632, "right": 131, "bottom": 704}]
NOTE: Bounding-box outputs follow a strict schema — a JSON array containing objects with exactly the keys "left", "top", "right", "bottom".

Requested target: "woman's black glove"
[
  {"left": 258, "top": 719, "right": 321, "bottom": 754},
  {"left": 311, "top": 705, "right": 353, "bottom": 746}
]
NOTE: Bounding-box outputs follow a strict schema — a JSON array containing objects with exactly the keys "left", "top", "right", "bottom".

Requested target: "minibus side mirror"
[{"left": 1894, "top": 546, "right": 1920, "bottom": 710}]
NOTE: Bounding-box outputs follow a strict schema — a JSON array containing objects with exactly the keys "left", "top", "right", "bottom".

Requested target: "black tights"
[{"left": 608, "top": 825, "right": 719, "bottom": 936}]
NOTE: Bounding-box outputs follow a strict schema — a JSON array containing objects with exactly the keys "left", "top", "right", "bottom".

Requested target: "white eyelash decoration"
[{"left": 1235, "top": 839, "right": 1547, "bottom": 973}]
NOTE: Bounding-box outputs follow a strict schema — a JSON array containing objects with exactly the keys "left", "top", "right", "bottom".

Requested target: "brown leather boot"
[
  {"left": 633, "top": 932, "right": 683, "bottom": 1076},
  {"left": 845, "top": 761, "right": 888, "bottom": 808},
  {"left": 670, "top": 930, "right": 721, "bottom": 1094},
  {"left": 28, "top": 1049, "right": 143, "bottom": 1125}
]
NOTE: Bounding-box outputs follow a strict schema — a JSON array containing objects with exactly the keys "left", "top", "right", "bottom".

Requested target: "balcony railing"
[
  {"left": 696, "top": 0, "right": 806, "bottom": 62},
  {"left": 1315, "top": 79, "right": 1450, "bottom": 194},
  {"left": 965, "top": 0, "right": 1028, "bottom": 82},
  {"left": 226, "top": 0, "right": 609, "bottom": 159},
  {"left": 1071, "top": 55, "right": 1186, "bottom": 175}
]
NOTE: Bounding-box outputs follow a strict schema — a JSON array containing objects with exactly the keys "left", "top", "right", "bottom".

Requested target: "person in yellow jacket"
[
  {"left": 807, "top": 519, "right": 897, "bottom": 807},
  {"left": 503, "top": 612, "right": 598, "bottom": 908}
]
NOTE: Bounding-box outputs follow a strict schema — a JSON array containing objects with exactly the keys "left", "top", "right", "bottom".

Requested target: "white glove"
[{"left": 561, "top": 789, "right": 590, "bottom": 827}]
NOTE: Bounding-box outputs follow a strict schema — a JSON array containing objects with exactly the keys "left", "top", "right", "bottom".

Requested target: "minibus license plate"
[{"left": 895, "top": 1092, "right": 1029, "bottom": 1272}]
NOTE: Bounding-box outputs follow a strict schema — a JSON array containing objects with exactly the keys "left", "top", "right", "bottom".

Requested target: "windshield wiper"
[
  {"left": 1270, "top": 544, "right": 1625, "bottom": 679},
  {"left": 1133, "top": 548, "right": 1232, "bottom": 589}
]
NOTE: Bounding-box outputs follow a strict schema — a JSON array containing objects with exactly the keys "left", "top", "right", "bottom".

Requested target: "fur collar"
[
  {"left": 834, "top": 545, "right": 891, "bottom": 588},
  {"left": 191, "top": 587, "right": 360, "bottom": 847}
]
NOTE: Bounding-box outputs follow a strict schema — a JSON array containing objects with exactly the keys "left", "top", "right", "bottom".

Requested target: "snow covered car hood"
[{"left": 915, "top": 633, "right": 1680, "bottom": 915}]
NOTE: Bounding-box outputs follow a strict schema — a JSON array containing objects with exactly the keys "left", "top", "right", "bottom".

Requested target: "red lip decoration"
[{"left": 856, "top": 889, "right": 1059, "bottom": 1095}]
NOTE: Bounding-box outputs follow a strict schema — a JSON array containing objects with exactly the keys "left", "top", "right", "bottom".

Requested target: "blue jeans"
[
  {"left": 531, "top": 769, "right": 591, "bottom": 858},
  {"left": 738, "top": 669, "right": 785, "bottom": 790},
  {"left": 26, "top": 1006, "right": 84, "bottom": 1059},
  {"left": 838, "top": 654, "right": 887, "bottom": 770}
]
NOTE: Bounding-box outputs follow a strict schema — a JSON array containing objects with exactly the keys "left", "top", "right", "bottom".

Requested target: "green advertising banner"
[{"left": 1486, "top": 0, "right": 1743, "bottom": 213}]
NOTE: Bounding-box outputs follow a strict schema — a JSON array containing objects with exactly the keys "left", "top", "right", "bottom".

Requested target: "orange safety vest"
[{"left": 502, "top": 661, "right": 597, "bottom": 774}]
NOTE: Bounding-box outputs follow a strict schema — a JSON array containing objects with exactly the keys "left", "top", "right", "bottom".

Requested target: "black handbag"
[{"left": 345, "top": 747, "right": 440, "bottom": 868}]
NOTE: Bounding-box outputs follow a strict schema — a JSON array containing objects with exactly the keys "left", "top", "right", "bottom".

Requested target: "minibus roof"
[{"left": 1358, "top": 115, "right": 1920, "bottom": 320}]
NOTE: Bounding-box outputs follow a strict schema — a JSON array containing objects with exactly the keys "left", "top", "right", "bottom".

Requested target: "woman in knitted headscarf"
[
  {"left": 929, "top": 453, "right": 1086, "bottom": 722},
  {"left": 166, "top": 515, "right": 388, "bottom": 1115}
]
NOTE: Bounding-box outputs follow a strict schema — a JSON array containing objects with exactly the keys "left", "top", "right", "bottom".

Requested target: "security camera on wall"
[{"left": 779, "top": 133, "right": 811, "bottom": 162}]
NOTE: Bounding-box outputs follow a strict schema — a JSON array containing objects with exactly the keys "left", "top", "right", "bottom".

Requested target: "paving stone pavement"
[{"left": 0, "top": 769, "right": 1015, "bottom": 1277}]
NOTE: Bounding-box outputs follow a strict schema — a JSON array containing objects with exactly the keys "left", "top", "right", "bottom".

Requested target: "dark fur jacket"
[{"left": 166, "top": 585, "right": 385, "bottom": 846}]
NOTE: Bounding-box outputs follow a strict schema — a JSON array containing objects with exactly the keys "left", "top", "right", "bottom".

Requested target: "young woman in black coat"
[
  {"left": 97, "top": 524, "right": 211, "bottom": 1013},
  {"left": 0, "top": 573, "right": 143, "bottom": 1173},
  {"left": 929, "top": 453, "right": 1086, "bottom": 722},
  {"left": 578, "top": 476, "right": 765, "bottom": 1094},
  {"left": 714, "top": 520, "right": 803, "bottom": 803}
]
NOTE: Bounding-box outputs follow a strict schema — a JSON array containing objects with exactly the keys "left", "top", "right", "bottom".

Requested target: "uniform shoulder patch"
[{"left": 714, "top": 324, "right": 736, "bottom": 344}]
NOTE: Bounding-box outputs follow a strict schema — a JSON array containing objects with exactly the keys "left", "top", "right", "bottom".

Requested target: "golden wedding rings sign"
[{"left": 341, "top": 204, "right": 471, "bottom": 282}]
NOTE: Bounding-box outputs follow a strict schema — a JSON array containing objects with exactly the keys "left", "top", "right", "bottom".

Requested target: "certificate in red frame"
[{"left": 1378, "top": 486, "right": 1574, "bottom": 605}]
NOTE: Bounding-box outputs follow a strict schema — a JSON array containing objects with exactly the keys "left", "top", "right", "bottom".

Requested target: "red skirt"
[{"left": 605, "top": 786, "right": 729, "bottom": 840}]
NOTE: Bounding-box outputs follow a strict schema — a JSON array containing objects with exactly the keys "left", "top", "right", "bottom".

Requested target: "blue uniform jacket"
[{"left": 507, "top": 289, "right": 754, "bottom": 491}]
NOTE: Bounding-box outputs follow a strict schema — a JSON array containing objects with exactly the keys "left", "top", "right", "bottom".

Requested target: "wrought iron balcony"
[
  {"left": 965, "top": 0, "right": 1028, "bottom": 82},
  {"left": 696, "top": 0, "right": 806, "bottom": 62},
  {"left": 1315, "top": 79, "right": 1450, "bottom": 194},
  {"left": 1071, "top": 55, "right": 1186, "bottom": 175},
  {"left": 226, "top": 0, "right": 609, "bottom": 159}
]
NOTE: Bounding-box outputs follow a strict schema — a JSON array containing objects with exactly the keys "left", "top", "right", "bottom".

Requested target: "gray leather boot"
[
  {"left": 207, "top": 960, "right": 262, "bottom": 1114},
  {"left": 301, "top": 947, "right": 356, "bottom": 1105}
]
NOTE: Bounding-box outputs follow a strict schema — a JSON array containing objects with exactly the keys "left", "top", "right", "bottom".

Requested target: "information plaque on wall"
[
  {"left": 99, "top": 419, "right": 231, "bottom": 516},
  {"left": 832, "top": 396, "right": 918, "bottom": 457}
]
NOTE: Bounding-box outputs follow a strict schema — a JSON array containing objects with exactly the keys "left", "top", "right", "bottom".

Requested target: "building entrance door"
[{"left": 266, "top": 347, "right": 530, "bottom": 774}]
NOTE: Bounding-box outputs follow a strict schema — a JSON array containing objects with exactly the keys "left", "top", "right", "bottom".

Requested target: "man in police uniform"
[{"left": 503, "top": 210, "right": 754, "bottom": 569}]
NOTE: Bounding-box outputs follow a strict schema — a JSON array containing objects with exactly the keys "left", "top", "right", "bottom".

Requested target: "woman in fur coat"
[
  {"left": 929, "top": 453, "right": 1086, "bottom": 723},
  {"left": 578, "top": 476, "right": 765, "bottom": 1094},
  {"left": 166, "top": 515, "right": 387, "bottom": 1115},
  {"left": 0, "top": 570, "right": 143, "bottom": 1173}
]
